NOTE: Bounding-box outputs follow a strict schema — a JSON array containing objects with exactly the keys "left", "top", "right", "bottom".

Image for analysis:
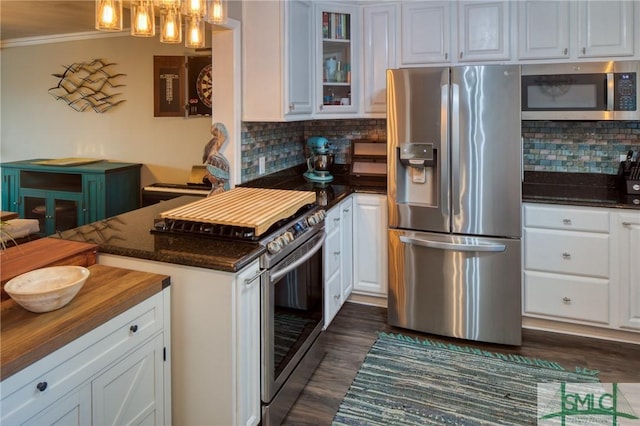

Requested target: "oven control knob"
[
  {"left": 283, "top": 231, "right": 294, "bottom": 243},
  {"left": 307, "top": 215, "right": 318, "bottom": 226},
  {"left": 267, "top": 239, "right": 283, "bottom": 254}
]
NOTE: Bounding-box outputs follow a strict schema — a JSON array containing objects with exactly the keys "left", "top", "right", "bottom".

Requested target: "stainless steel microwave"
[{"left": 521, "top": 61, "right": 639, "bottom": 120}]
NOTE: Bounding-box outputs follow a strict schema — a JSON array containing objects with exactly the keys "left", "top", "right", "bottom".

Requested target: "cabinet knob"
[
  {"left": 459, "top": 52, "right": 463, "bottom": 59},
  {"left": 36, "top": 381, "right": 48, "bottom": 392},
  {"left": 562, "top": 252, "right": 571, "bottom": 259},
  {"left": 445, "top": 52, "right": 448, "bottom": 60},
  {"left": 562, "top": 218, "right": 572, "bottom": 225},
  {"left": 562, "top": 297, "right": 572, "bottom": 304},
  {"left": 319, "top": 104, "right": 323, "bottom": 111},
  {"left": 289, "top": 103, "right": 295, "bottom": 111},
  {"left": 563, "top": 48, "right": 568, "bottom": 55},
  {"left": 130, "top": 324, "right": 139, "bottom": 333},
  {"left": 582, "top": 47, "right": 586, "bottom": 54}
]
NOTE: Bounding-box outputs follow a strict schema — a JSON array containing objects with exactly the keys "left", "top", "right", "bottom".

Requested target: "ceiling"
[{"left": 0, "top": 1, "right": 126, "bottom": 42}]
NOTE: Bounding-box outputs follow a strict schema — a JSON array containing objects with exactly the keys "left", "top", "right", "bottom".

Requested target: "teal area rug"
[{"left": 333, "top": 333, "right": 600, "bottom": 425}]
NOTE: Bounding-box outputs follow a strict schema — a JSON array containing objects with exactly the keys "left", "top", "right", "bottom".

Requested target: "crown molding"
[{"left": 1, "top": 30, "right": 128, "bottom": 49}]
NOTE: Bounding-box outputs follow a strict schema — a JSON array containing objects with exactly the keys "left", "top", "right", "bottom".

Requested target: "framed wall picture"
[
  {"left": 153, "top": 56, "right": 186, "bottom": 117},
  {"left": 187, "top": 55, "right": 213, "bottom": 116}
]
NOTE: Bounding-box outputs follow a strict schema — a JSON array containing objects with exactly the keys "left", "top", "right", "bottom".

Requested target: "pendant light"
[
  {"left": 207, "top": 0, "right": 227, "bottom": 24},
  {"left": 95, "top": 0, "right": 123, "bottom": 31},
  {"left": 185, "top": 15, "right": 205, "bottom": 48},
  {"left": 183, "top": 0, "right": 207, "bottom": 17},
  {"left": 131, "top": 0, "right": 155, "bottom": 37},
  {"left": 160, "top": 5, "right": 182, "bottom": 43}
]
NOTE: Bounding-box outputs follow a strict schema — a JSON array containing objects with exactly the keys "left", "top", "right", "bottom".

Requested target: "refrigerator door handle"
[
  {"left": 451, "top": 83, "right": 460, "bottom": 217},
  {"left": 441, "top": 82, "right": 450, "bottom": 216},
  {"left": 399, "top": 235, "right": 506, "bottom": 252}
]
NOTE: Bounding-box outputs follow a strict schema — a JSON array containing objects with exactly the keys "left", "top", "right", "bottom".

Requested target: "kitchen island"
[{"left": 1, "top": 264, "right": 171, "bottom": 425}]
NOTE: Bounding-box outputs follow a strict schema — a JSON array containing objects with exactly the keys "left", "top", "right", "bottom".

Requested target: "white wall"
[{"left": 1, "top": 34, "right": 218, "bottom": 187}]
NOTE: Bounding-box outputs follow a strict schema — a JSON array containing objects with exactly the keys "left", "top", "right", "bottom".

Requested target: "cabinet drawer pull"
[
  {"left": 343, "top": 208, "right": 350, "bottom": 213},
  {"left": 562, "top": 297, "right": 572, "bottom": 304},
  {"left": 334, "top": 294, "right": 340, "bottom": 300},
  {"left": 36, "top": 381, "right": 48, "bottom": 392},
  {"left": 622, "top": 222, "right": 637, "bottom": 227},
  {"left": 333, "top": 217, "right": 340, "bottom": 222},
  {"left": 562, "top": 218, "right": 572, "bottom": 225},
  {"left": 563, "top": 48, "right": 568, "bottom": 55},
  {"left": 582, "top": 47, "right": 586, "bottom": 54},
  {"left": 562, "top": 252, "right": 571, "bottom": 259},
  {"left": 334, "top": 251, "right": 341, "bottom": 256},
  {"left": 130, "top": 324, "right": 139, "bottom": 333},
  {"left": 445, "top": 52, "right": 448, "bottom": 60},
  {"left": 244, "top": 270, "right": 264, "bottom": 286},
  {"left": 459, "top": 51, "right": 463, "bottom": 59}
]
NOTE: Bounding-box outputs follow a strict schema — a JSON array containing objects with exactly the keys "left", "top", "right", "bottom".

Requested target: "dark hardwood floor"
[{"left": 283, "top": 302, "right": 640, "bottom": 425}]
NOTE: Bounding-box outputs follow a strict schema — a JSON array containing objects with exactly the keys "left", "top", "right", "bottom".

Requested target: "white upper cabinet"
[
  {"left": 286, "top": 0, "right": 314, "bottom": 116},
  {"left": 315, "top": 2, "right": 359, "bottom": 116},
  {"left": 242, "top": 0, "right": 313, "bottom": 121},
  {"left": 457, "top": 1, "right": 511, "bottom": 62},
  {"left": 577, "top": 0, "right": 635, "bottom": 58},
  {"left": 518, "top": 0, "right": 635, "bottom": 61},
  {"left": 518, "top": 0, "right": 570, "bottom": 60},
  {"left": 400, "top": 1, "right": 452, "bottom": 65},
  {"left": 363, "top": 3, "right": 397, "bottom": 115}
]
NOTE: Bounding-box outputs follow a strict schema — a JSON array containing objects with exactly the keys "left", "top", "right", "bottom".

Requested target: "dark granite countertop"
[
  {"left": 54, "top": 165, "right": 387, "bottom": 272},
  {"left": 54, "top": 196, "right": 265, "bottom": 273},
  {"left": 523, "top": 171, "right": 640, "bottom": 210}
]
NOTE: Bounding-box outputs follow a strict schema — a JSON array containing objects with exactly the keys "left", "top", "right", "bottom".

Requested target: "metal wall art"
[{"left": 48, "top": 59, "right": 126, "bottom": 113}]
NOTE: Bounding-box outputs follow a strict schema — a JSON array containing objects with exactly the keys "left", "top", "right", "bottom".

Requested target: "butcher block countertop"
[{"left": 1, "top": 264, "right": 169, "bottom": 379}]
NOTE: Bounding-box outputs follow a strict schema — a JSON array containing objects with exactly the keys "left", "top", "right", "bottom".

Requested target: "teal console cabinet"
[{"left": 1, "top": 159, "right": 142, "bottom": 236}]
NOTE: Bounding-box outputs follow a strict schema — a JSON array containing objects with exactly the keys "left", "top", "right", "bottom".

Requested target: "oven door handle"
[{"left": 269, "top": 231, "right": 326, "bottom": 283}]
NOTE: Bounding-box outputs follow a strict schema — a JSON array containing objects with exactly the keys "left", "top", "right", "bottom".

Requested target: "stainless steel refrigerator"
[{"left": 387, "top": 66, "right": 522, "bottom": 346}]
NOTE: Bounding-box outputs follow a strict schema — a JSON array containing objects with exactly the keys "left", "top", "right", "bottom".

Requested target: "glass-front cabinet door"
[
  {"left": 22, "top": 189, "right": 82, "bottom": 236},
  {"left": 315, "top": 3, "right": 358, "bottom": 115}
]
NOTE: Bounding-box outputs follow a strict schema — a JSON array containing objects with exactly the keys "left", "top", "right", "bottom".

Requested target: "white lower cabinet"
[
  {"left": 352, "top": 193, "right": 388, "bottom": 298},
  {"left": 324, "top": 196, "right": 354, "bottom": 328},
  {"left": 1, "top": 290, "right": 170, "bottom": 426},
  {"left": 616, "top": 212, "right": 640, "bottom": 331},
  {"left": 523, "top": 203, "right": 640, "bottom": 338},
  {"left": 98, "top": 254, "right": 260, "bottom": 426}
]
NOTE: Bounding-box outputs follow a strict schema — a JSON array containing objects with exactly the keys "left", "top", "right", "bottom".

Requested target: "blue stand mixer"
[{"left": 304, "top": 136, "right": 334, "bottom": 183}]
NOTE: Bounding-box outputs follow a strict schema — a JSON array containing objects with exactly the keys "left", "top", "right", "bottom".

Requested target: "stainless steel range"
[{"left": 152, "top": 188, "right": 326, "bottom": 426}]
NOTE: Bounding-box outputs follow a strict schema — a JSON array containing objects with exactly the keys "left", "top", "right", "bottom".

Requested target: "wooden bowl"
[{"left": 4, "top": 266, "right": 90, "bottom": 313}]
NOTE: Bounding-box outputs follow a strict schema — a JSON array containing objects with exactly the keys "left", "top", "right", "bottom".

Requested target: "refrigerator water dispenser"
[{"left": 396, "top": 143, "right": 438, "bottom": 204}]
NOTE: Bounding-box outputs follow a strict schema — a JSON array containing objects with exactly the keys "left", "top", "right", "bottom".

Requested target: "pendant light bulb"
[
  {"left": 131, "top": 0, "right": 155, "bottom": 37},
  {"left": 183, "top": 0, "right": 206, "bottom": 16},
  {"left": 160, "top": 6, "right": 182, "bottom": 43},
  {"left": 207, "top": 0, "right": 226, "bottom": 24},
  {"left": 185, "top": 15, "right": 205, "bottom": 48},
  {"left": 95, "top": 0, "right": 123, "bottom": 31}
]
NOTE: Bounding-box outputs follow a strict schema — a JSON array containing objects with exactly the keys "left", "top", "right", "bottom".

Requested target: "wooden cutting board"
[{"left": 160, "top": 187, "right": 316, "bottom": 236}]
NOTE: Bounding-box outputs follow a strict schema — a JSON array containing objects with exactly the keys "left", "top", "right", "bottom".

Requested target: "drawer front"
[
  {"left": 1, "top": 292, "right": 164, "bottom": 424},
  {"left": 524, "top": 271, "right": 609, "bottom": 324},
  {"left": 524, "top": 228, "right": 609, "bottom": 278},
  {"left": 524, "top": 204, "right": 609, "bottom": 233},
  {"left": 324, "top": 228, "right": 341, "bottom": 278},
  {"left": 325, "top": 205, "right": 341, "bottom": 234}
]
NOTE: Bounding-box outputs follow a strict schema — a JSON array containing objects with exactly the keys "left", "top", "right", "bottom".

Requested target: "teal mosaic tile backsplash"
[
  {"left": 241, "top": 119, "right": 386, "bottom": 182},
  {"left": 242, "top": 119, "right": 640, "bottom": 181},
  {"left": 522, "top": 121, "right": 640, "bottom": 174}
]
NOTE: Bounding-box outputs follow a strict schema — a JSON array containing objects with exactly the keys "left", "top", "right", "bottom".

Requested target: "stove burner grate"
[{"left": 151, "top": 203, "right": 317, "bottom": 242}]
